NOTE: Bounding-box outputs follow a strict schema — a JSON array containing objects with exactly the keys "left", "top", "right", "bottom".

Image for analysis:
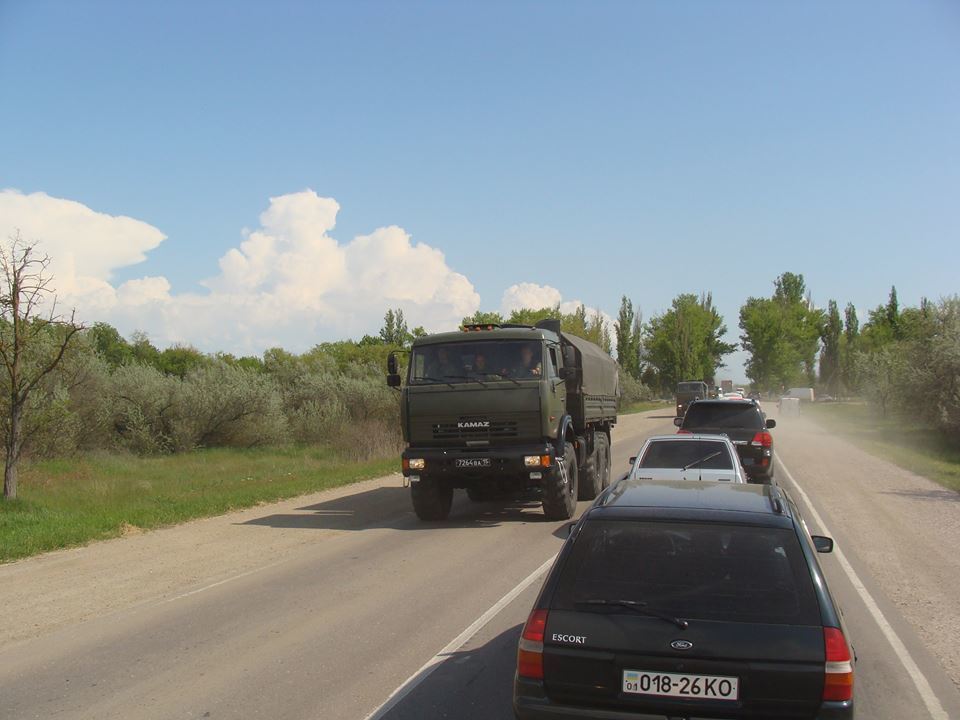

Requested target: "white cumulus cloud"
[{"left": 0, "top": 188, "right": 480, "bottom": 354}]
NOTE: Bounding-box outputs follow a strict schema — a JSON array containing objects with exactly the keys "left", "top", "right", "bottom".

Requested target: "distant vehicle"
[
  {"left": 627, "top": 434, "right": 748, "bottom": 483},
  {"left": 748, "top": 390, "right": 762, "bottom": 401},
  {"left": 675, "top": 399, "right": 776, "bottom": 483},
  {"left": 513, "top": 480, "right": 854, "bottom": 719},
  {"left": 720, "top": 379, "right": 734, "bottom": 394},
  {"left": 786, "top": 387, "right": 816, "bottom": 402},
  {"left": 675, "top": 380, "right": 708, "bottom": 417},
  {"left": 720, "top": 391, "right": 744, "bottom": 400},
  {"left": 389, "top": 319, "right": 619, "bottom": 521}
]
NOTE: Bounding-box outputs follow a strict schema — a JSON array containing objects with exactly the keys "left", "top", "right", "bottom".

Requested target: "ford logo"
[{"left": 670, "top": 640, "right": 693, "bottom": 651}]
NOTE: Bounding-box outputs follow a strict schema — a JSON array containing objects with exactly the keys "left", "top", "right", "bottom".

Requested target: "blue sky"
[{"left": 1, "top": 0, "right": 958, "bottom": 380}]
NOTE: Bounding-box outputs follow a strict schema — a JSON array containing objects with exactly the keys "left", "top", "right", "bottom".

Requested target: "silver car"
[{"left": 627, "top": 434, "right": 748, "bottom": 483}]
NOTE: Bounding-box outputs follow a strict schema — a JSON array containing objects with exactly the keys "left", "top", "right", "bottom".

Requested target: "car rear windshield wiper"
[
  {"left": 682, "top": 451, "right": 722, "bottom": 471},
  {"left": 575, "top": 599, "right": 689, "bottom": 630}
]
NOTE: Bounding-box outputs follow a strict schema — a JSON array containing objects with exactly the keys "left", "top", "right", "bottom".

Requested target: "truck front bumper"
[{"left": 401, "top": 444, "right": 557, "bottom": 489}]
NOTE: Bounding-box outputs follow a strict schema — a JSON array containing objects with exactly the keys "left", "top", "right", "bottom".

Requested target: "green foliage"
[
  {"left": 462, "top": 310, "right": 505, "bottom": 326},
  {"left": 739, "top": 272, "right": 824, "bottom": 391},
  {"left": 819, "top": 300, "right": 842, "bottom": 396},
  {"left": 643, "top": 293, "right": 735, "bottom": 390},
  {"left": 462, "top": 304, "right": 613, "bottom": 354},
  {"left": 614, "top": 296, "right": 643, "bottom": 380}
]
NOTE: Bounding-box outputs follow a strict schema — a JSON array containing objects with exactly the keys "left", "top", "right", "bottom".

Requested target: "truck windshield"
[
  {"left": 678, "top": 382, "right": 706, "bottom": 394},
  {"left": 409, "top": 341, "right": 543, "bottom": 384}
]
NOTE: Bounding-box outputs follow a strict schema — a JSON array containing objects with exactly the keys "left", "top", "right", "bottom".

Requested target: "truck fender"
[{"left": 554, "top": 415, "right": 576, "bottom": 456}]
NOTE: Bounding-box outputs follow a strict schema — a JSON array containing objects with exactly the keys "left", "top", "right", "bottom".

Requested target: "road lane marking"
[
  {"left": 361, "top": 553, "right": 558, "bottom": 720},
  {"left": 776, "top": 457, "right": 949, "bottom": 720}
]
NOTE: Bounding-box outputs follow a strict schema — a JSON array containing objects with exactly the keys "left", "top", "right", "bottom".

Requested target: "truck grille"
[{"left": 432, "top": 419, "right": 519, "bottom": 441}]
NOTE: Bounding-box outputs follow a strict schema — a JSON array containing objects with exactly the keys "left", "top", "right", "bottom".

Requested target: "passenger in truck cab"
[{"left": 514, "top": 344, "right": 542, "bottom": 378}]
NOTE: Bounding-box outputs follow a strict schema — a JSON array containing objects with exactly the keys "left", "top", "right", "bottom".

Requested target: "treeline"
[
  {"left": 7, "top": 320, "right": 405, "bottom": 462},
  {"left": 738, "top": 273, "right": 960, "bottom": 437}
]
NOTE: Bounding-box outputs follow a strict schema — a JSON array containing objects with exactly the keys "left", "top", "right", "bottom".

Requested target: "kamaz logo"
[{"left": 458, "top": 420, "right": 490, "bottom": 429}]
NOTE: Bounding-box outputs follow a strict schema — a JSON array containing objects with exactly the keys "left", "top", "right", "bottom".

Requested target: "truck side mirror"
[
  {"left": 558, "top": 366, "right": 570, "bottom": 380},
  {"left": 387, "top": 374, "right": 402, "bottom": 388},
  {"left": 387, "top": 352, "right": 398, "bottom": 375},
  {"left": 673, "top": 417, "right": 683, "bottom": 427},
  {"left": 766, "top": 418, "right": 777, "bottom": 429}
]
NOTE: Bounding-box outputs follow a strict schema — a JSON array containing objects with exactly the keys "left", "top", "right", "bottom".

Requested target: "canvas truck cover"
[{"left": 561, "top": 332, "right": 619, "bottom": 424}]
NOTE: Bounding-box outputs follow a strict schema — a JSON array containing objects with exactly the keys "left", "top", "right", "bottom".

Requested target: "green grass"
[
  {"left": 0, "top": 447, "right": 397, "bottom": 564},
  {"left": 803, "top": 403, "right": 960, "bottom": 493},
  {"left": 620, "top": 400, "right": 672, "bottom": 415}
]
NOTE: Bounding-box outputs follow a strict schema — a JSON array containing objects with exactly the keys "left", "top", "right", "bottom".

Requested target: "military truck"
[
  {"left": 675, "top": 380, "right": 708, "bottom": 417},
  {"left": 386, "top": 319, "right": 619, "bottom": 521}
]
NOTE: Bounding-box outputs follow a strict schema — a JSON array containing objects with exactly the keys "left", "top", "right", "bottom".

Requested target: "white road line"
[
  {"left": 776, "top": 457, "right": 949, "bottom": 720},
  {"left": 361, "top": 553, "right": 558, "bottom": 720}
]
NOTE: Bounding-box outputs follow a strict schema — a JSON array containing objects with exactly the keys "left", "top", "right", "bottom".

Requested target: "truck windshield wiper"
[
  {"left": 575, "top": 599, "right": 689, "bottom": 630},
  {"left": 682, "top": 451, "right": 722, "bottom": 472},
  {"left": 487, "top": 372, "right": 521, "bottom": 386},
  {"left": 413, "top": 375, "right": 456, "bottom": 388},
  {"left": 441, "top": 374, "right": 489, "bottom": 388}
]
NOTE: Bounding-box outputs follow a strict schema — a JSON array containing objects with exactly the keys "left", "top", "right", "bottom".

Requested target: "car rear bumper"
[{"left": 515, "top": 678, "right": 853, "bottom": 719}]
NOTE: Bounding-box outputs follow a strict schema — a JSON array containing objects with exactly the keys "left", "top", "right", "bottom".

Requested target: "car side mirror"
[
  {"left": 812, "top": 535, "right": 834, "bottom": 553},
  {"left": 766, "top": 418, "right": 776, "bottom": 429},
  {"left": 565, "top": 521, "right": 576, "bottom": 538},
  {"left": 628, "top": 456, "right": 637, "bottom": 466},
  {"left": 387, "top": 374, "right": 402, "bottom": 388},
  {"left": 673, "top": 417, "right": 683, "bottom": 427},
  {"left": 387, "top": 352, "right": 398, "bottom": 375}
]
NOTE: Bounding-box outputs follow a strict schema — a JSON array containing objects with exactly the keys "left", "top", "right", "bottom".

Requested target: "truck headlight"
[
  {"left": 524, "top": 455, "right": 551, "bottom": 468},
  {"left": 407, "top": 458, "right": 426, "bottom": 470}
]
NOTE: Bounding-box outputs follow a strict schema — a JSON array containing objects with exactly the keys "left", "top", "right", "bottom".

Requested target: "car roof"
[
  {"left": 590, "top": 478, "right": 792, "bottom": 528},
  {"left": 642, "top": 433, "right": 733, "bottom": 443}
]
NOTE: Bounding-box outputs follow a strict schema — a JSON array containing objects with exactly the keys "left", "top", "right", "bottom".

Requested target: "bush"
[{"left": 618, "top": 373, "right": 652, "bottom": 409}]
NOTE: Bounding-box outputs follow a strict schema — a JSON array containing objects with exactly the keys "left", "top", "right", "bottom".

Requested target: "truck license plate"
[
  {"left": 455, "top": 458, "right": 491, "bottom": 468},
  {"left": 622, "top": 670, "right": 739, "bottom": 700}
]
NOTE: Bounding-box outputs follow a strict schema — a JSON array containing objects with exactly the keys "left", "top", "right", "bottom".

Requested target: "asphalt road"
[{"left": 1, "top": 410, "right": 959, "bottom": 720}]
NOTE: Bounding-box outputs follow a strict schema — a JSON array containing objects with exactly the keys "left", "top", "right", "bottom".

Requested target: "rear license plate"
[
  {"left": 455, "top": 458, "right": 491, "bottom": 468},
  {"left": 622, "top": 670, "right": 739, "bottom": 700}
]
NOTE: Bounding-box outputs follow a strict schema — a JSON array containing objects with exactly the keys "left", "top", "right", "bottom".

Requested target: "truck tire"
[
  {"left": 597, "top": 432, "right": 611, "bottom": 489},
  {"left": 411, "top": 478, "right": 453, "bottom": 521},
  {"left": 578, "top": 434, "right": 602, "bottom": 501},
  {"left": 542, "top": 441, "right": 578, "bottom": 520}
]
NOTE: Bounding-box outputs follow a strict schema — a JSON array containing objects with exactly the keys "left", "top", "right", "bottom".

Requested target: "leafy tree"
[
  {"left": 379, "top": 308, "right": 412, "bottom": 346},
  {"left": 739, "top": 272, "right": 823, "bottom": 391},
  {"left": 841, "top": 303, "right": 860, "bottom": 393},
  {"left": 856, "top": 345, "right": 905, "bottom": 418},
  {"left": 643, "top": 293, "right": 735, "bottom": 390},
  {"left": 89, "top": 322, "right": 133, "bottom": 367},
  {"left": 0, "top": 234, "right": 83, "bottom": 499},
  {"left": 614, "top": 296, "right": 643, "bottom": 379},
  {"left": 819, "top": 300, "right": 842, "bottom": 396},
  {"left": 158, "top": 345, "right": 209, "bottom": 378}
]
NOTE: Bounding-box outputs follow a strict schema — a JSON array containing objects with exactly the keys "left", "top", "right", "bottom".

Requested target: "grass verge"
[
  {"left": 620, "top": 400, "right": 672, "bottom": 415},
  {"left": 803, "top": 402, "right": 960, "bottom": 493},
  {"left": 0, "top": 446, "right": 397, "bottom": 564}
]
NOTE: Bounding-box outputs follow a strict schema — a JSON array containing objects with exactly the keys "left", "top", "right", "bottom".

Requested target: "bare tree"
[{"left": 0, "top": 231, "right": 83, "bottom": 499}]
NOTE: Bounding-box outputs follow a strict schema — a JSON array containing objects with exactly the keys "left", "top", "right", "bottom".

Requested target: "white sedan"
[{"left": 627, "top": 434, "right": 749, "bottom": 483}]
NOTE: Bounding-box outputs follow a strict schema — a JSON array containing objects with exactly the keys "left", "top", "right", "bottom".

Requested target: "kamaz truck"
[{"left": 386, "top": 319, "right": 619, "bottom": 521}]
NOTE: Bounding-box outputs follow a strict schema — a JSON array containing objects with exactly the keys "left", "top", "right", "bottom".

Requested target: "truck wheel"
[
  {"left": 542, "top": 441, "right": 579, "bottom": 520},
  {"left": 578, "top": 436, "right": 603, "bottom": 501},
  {"left": 411, "top": 478, "right": 453, "bottom": 521}
]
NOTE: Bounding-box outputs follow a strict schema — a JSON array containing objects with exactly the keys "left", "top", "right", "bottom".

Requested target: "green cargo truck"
[{"left": 386, "top": 319, "right": 619, "bottom": 521}]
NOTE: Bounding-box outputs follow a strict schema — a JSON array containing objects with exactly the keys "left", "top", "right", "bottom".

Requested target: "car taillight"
[
  {"left": 677, "top": 429, "right": 692, "bottom": 435},
  {"left": 823, "top": 627, "right": 854, "bottom": 701},
  {"left": 751, "top": 430, "right": 773, "bottom": 448},
  {"left": 517, "top": 609, "right": 548, "bottom": 680}
]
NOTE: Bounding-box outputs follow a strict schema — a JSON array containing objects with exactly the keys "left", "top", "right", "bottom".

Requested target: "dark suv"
[
  {"left": 676, "top": 399, "right": 776, "bottom": 483},
  {"left": 514, "top": 480, "right": 854, "bottom": 720}
]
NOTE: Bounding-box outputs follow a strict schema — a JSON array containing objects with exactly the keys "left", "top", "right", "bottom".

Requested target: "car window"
[
  {"left": 638, "top": 441, "right": 733, "bottom": 470},
  {"left": 553, "top": 521, "right": 820, "bottom": 625},
  {"left": 683, "top": 403, "right": 764, "bottom": 429}
]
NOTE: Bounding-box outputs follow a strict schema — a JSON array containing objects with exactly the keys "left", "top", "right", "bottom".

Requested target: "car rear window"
[
  {"left": 683, "top": 403, "right": 763, "bottom": 429},
  {"left": 553, "top": 521, "right": 820, "bottom": 625},
  {"left": 639, "top": 441, "right": 733, "bottom": 470}
]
